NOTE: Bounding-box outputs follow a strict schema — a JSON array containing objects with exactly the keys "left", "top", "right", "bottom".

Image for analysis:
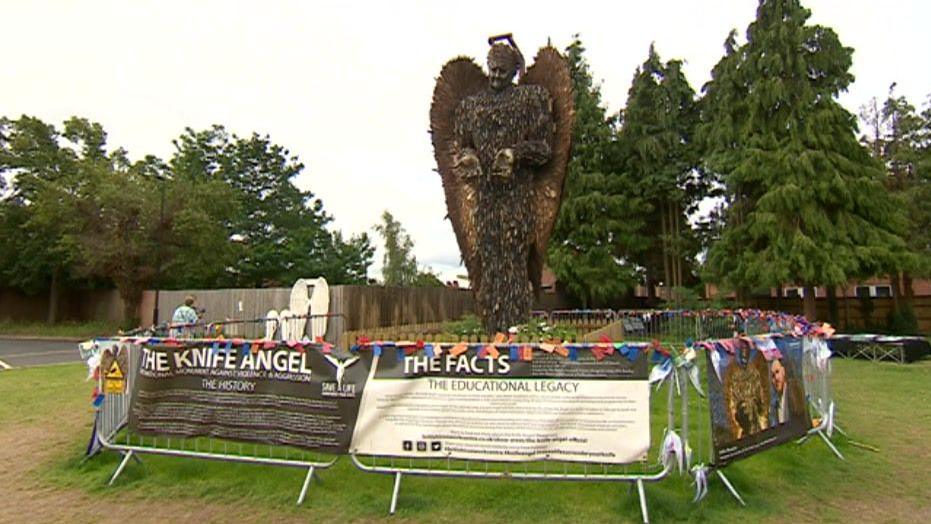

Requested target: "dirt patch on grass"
[{"left": 0, "top": 380, "right": 308, "bottom": 524}]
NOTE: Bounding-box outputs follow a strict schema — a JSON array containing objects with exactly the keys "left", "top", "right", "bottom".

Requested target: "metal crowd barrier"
[
  {"left": 547, "top": 309, "right": 781, "bottom": 345},
  {"left": 672, "top": 331, "right": 844, "bottom": 507},
  {"left": 350, "top": 363, "right": 689, "bottom": 524},
  {"left": 129, "top": 313, "right": 344, "bottom": 345},
  {"left": 549, "top": 309, "right": 616, "bottom": 328},
  {"left": 799, "top": 336, "right": 846, "bottom": 459},
  {"left": 89, "top": 333, "right": 342, "bottom": 505}
]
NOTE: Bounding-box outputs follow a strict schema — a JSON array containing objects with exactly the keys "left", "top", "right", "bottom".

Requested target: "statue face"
[
  {"left": 488, "top": 64, "right": 516, "bottom": 92},
  {"left": 770, "top": 360, "right": 786, "bottom": 393}
]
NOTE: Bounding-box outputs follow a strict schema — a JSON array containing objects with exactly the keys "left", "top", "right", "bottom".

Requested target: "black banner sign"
[{"left": 128, "top": 342, "right": 371, "bottom": 453}]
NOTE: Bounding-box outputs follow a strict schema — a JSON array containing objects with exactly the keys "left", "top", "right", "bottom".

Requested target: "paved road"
[{"left": 0, "top": 338, "right": 82, "bottom": 369}]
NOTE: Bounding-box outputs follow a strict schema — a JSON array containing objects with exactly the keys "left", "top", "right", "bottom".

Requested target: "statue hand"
[
  {"left": 453, "top": 150, "right": 481, "bottom": 180},
  {"left": 491, "top": 148, "right": 515, "bottom": 179}
]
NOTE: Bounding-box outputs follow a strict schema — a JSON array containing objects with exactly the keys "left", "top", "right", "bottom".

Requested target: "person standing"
[{"left": 170, "top": 295, "right": 198, "bottom": 338}]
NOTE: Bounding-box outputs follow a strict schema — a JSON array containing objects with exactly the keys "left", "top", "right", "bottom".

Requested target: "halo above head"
[{"left": 486, "top": 33, "right": 525, "bottom": 78}]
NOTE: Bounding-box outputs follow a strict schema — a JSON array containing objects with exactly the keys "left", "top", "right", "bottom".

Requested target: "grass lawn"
[
  {"left": 1, "top": 357, "right": 929, "bottom": 523},
  {"left": 0, "top": 319, "right": 124, "bottom": 339}
]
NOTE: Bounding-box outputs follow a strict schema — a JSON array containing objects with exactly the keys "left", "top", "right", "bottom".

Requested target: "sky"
[{"left": 3, "top": 1, "right": 930, "bottom": 283}]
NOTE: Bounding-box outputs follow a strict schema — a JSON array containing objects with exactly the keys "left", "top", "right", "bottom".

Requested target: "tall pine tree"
[
  {"left": 617, "top": 45, "right": 703, "bottom": 304},
  {"left": 548, "top": 37, "right": 647, "bottom": 307},
  {"left": 701, "top": 0, "right": 910, "bottom": 320}
]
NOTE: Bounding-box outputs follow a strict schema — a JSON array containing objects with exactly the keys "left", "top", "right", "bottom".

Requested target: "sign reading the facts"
[
  {"left": 705, "top": 336, "right": 812, "bottom": 466},
  {"left": 129, "top": 342, "right": 371, "bottom": 454},
  {"left": 350, "top": 347, "right": 650, "bottom": 464}
]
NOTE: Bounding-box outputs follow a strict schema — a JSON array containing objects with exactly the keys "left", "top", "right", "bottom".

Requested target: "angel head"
[{"left": 487, "top": 43, "right": 521, "bottom": 92}]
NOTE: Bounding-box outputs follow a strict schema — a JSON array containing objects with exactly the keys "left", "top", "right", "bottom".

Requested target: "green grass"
[
  {"left": 0, "top": 319, "right": 123, "bottom": 339},
  {"left": 4, "top": 358, "right": 931, "bottom": 522}
]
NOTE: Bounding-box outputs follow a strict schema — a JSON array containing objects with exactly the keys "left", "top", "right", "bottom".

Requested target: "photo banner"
[
  {"left": 705, "top": 336, "right": 812, "bottom": 466},
  {"left": 350, "top": 346, "right": 650, "bottom": 464},
  {"left": 129, "top": 342, "right": 372, "bottom": 454}
]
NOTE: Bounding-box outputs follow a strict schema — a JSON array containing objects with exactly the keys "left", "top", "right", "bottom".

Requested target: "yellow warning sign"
[{"left": 104, "top": 358, "right": 126, "bottom": 394}]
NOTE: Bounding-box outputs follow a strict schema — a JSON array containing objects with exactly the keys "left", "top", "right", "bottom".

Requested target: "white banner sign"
[{"left": 351, "top": 348, "right": 650, "bottom": 464}]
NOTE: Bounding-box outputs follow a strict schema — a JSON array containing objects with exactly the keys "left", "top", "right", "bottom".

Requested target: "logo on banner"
[
  {"left": 402, "top": 440, "right": 442, "bottom": 452},
  {"left": 322, "top": 355, "right": 360, "bottom": 398},
  {"left": 102, "top": 346, "right": 128, "bottom": 395}
]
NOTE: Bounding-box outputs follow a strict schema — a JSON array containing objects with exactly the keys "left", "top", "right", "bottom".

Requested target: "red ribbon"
[
  {"left": 651, "top": 339, "right": 670, "bottom": 357},
  {"left": 315, "top": 336, "right": 333, "bottom": 354}
]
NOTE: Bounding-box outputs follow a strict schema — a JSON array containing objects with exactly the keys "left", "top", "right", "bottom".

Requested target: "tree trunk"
[
  {"left": 47, "top": 267, "right": 60, "bottom": 324},
  {"left": 644, "top": 272, "right": 656, "bottom": 306},
  {"left": 674, "top": 203, "right": 683, "bottom": 292},
  {"left": 826, "top": 285, "right": 838, "bottom": 326},
  {"left": 660, "top": 199, "right": 670, "bottom": 301},
  {"left": 118, "top": 285, "right": 143, "bottom": 330},
  {"left": 890, "top": 272, "right": 902, "bottom": 314},
  {"left": 903, "top": 272, "right": 915, "bottom": 302},
  {"left": 803, "top": 285, "right": 817, "bottom": 321},
  {"left": 842, "top": 285, "right": 851, "bottom": 332}
]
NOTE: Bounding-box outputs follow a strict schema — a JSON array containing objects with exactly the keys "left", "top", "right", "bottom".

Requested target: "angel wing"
[
  {"left": 520, "top": 47, "right": 574, "bottom": 292},
  {"left": 429, "top": 58, "right": 487, "bottom": 291}
]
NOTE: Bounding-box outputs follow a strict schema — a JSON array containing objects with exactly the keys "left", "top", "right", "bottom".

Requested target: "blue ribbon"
[
  {"left": 509, "top": 346, "right": 519, "bottom": 361},
  {"left": 396, "top": 347, "right": 405, "bottom": 362},
  {"left": 424, "top": 344, "right": 434, "bottom": 358},
  {"left": 240, "top": 342, "right": 251, "bottom": 356},
  {"left": 373, "top": 344, "right": 382, "bottom": 357},
  {"left": 93, "top": 393, "right": 105, "bottom": 407},
  {"left": 210, "top": 341, "right": 220, "bottom": 355},
  {"left": 618, "top": 344, "right": 640, "bottom": 362},
  {"left": 568, "top": 347, "right": 578, "bottom": 361}
]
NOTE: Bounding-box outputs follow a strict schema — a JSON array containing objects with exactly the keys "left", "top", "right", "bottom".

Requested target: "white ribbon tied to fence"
[
  {"left": 690, "top": 464, "right": 710, "bottom": 503},
  {"left": 648, "top": 348, "right": 705, "bottom": 398},
  {"left": 660, "top": 430, "right": 685, "bottom": 475}
]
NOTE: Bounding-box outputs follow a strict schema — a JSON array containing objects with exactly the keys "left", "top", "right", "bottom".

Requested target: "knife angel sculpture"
[{"left": 430, "top": 35, "right": 573, "bottom": 333}]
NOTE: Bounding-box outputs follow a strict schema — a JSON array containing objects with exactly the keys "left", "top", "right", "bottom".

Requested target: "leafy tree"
[
  {"left": 169, "top": 126, "right": 372, "bottom": 287},
  {"left": 617, "top": 44, "right": 704, "bottom": 303},
  {"left": 700, "top": 0, "right": 910, "bottom": 320},
  {"left": 548, "top": 36, "right": 647, "bottom": 306},
  {"left": 7, "top": 121, "right": 238, "bottom": 326},
  {"left": 859, "top": 87, "right": 931, "bottom": 331},
  {"left": 374, "top": 210, "right": 441, "bottom": 287},
  {"left": 0, "top": 116, "right": 92, "bottom": 321}
]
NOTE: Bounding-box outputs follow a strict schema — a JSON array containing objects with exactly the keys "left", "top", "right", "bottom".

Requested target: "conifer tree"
[
  {"left": 700, "top": 0, "right": 910, "bottom": 320},
  {"left": 548, "top": 37, "right": 647, "bottom": 306},
  {"left": 617, "top": 45, "right": 703, "bottom": 303}
]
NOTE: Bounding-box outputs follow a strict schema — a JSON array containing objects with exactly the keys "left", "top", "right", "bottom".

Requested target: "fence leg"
[
  {"left": 680, "top": 368, "right": 690, "bottom": 469},
  {"left": 636, "top": 479, "right": 649, "bottom": 524},
  {"left": 389, "top": 471, "right": 403, "bottom": 515},
  {"left": 833, "top": 423, "right": 848, "bottom": 438},
  {"left": 715, "top": 469, "right": 746, "bottom": 506},
  {"left": 296, "top": 465, "right": 315, "bottom": 505},
  {"left": 108, "top": 450, "right": 134, "bottom": 486},
  {"left": 816, "top": 430, "right": 846, "bottom": 461}
]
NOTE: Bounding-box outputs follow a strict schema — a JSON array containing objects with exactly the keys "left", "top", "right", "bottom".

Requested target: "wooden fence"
[
  {"left": 749, "top": 295, "right": 931, "bottom": 334},
  {"left": 3, "top": 285, "right": 927, "bottom": 337}
]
